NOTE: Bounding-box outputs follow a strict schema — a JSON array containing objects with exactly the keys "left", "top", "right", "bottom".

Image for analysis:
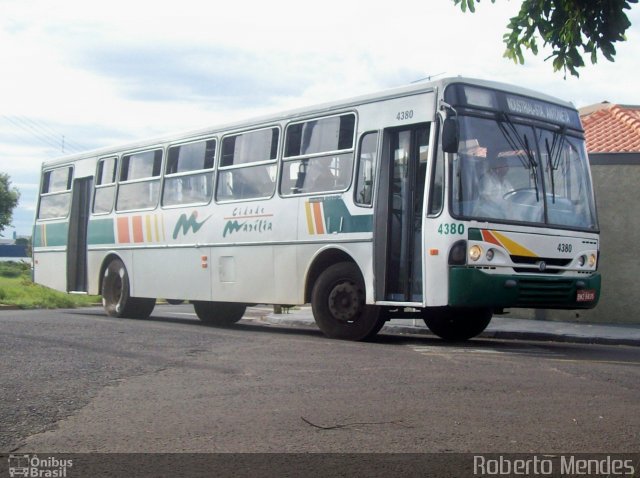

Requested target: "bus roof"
[{"left": 41, "top": 76, "right": 576, "bottom": 167}]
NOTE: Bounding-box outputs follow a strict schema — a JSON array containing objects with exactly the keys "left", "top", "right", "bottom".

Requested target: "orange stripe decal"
[
  {"left": 117, "top": 217, "right": 130, "bottom": 243},
  {"left": 312, "top": 202, "right": 325, "bottom": 234},
  {"left": 481, "top": 230, "right": 502, "bottom": 247},
  {"left": 132, "top": 216, "right": 144, "bottom": 243}
]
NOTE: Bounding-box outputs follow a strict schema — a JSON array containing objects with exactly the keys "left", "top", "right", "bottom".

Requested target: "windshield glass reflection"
[{"left": 451, "top": 115, "right": 597, "bottom": 230}]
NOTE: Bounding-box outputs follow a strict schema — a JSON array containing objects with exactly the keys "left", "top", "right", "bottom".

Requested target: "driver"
[
  {"left": 474, "top": 145, "right": 514, "bottom": 219},
  {"left": 481, "top": 146, "right": 513, "bottom": 198}
]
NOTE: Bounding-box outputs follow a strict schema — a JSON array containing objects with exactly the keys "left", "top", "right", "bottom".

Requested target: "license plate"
[{"left": 576, "top": 289, "right": 596, "bottom": 302}]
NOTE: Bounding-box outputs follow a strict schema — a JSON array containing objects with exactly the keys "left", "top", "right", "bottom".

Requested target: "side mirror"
[{"left": 442, "top": 117, "right": 459, "bottom": 154}]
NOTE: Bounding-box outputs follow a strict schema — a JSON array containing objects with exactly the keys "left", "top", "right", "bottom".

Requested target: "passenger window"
[
  {"left": 38, "top": 166, "right": 73, "bottom": 219},
  {"left": 221, "top": 128, "right": 278, "bottom": 166},
  {"left": 354, "top": 132, "right": 378, "bottom": 206},
  {"left": 93, "top": 157, "right": 118, "bottom": 214},
  {"left": 116, "top": 149, "right": 162, "bottom": 211},
  {"left": 284, "top": 114, "right": 355, "bottom": 157},
  {"left": 163, "top": 139, "right": 216, "bottom": 207},
  {"left": 216, "top": 127, "right": 279, "bottom": 202},
  {"left": 281, "top": 113, "right": 356, "bottom": 196}
]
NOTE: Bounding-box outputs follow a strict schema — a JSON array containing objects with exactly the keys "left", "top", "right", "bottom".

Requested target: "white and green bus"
[{"left": 33, "top": 77, "right": 600, "bottom": 341}]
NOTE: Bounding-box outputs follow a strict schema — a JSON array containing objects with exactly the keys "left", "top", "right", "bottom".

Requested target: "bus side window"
[
  {"left": 162, "top": 139, "right": 216, "bottom": 207},
  {"left": 281, "top": 113, "right": 356, "bottom": 196},
  {"left": 38, "top": 166, "right": 73, "bottom": 220},
  {"left": 93, "top": 157, "right": 117, "bottom": 214},
  {"left": 354, "top": 132, "right": 378, "bottom": 206},
  {"left": 116, "top": 149, "right": 162, "bottom": 211},
  {"left": 216, "top": 127, "right": 278, "bottom": 202}
]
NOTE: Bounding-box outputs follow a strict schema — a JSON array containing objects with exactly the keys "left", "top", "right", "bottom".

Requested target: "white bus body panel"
[{"left": 33, "top": 250, "right": 67, "bottom": 292}]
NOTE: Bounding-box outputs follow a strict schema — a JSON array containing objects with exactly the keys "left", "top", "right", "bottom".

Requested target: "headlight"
[
  {"left": 486, "top": 249, "right": 495, "bottom": 261},
  {"left": 588, "top": 253, "right": 597, "bottom": 267},
  {"left": 469, "top": 245, "right": 482, "bottom": 262},
  {"left": 578, "top": 255, "right": 586, "bottom": 267}
]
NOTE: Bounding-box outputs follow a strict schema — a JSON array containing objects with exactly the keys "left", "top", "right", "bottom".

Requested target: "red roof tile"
[{"left": 580, "top": 104, "right": 640, "bottom": 153}]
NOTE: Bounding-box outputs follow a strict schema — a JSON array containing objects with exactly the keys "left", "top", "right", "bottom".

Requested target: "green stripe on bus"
[
  {"left": 33, "top": 222, "right": 69, "bottom": 247},
  {"left": 468, "top": 228, "right": 482, "bottom": 241},
  {"left": 320, "top": 197, "right": 373, "bottom": 233},
  {"left": 88, "top": 218, "right": 116, "bottom": 245}
]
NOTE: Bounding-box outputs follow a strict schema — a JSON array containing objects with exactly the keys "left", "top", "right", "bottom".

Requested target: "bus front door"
[
  {"left": 374, "top": 125, "right": 429, "bottom": 302},
  {"left": 67, "top": 176, "right": 92, "bottom": 292}
]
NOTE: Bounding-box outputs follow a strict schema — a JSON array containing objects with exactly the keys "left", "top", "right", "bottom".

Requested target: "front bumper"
[{"left": 449, "top": 267, "right": 601, "bottom": 309}]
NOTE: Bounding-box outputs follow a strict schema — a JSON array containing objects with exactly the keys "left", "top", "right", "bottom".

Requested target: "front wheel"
[
  {"left": 311, "top": 262, "right": 386, "bottom": 341},
  {"left": 192, "top": 301, "right": 246, "bottom": 326},
  {"left": 102, "top": 258, "right": 155, "bottom": 319},
  {"left": 422, "top": 307, "right": 492, "bottom": 341}
]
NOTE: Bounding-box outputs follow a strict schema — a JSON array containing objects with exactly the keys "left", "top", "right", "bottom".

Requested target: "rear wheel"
[
  {"left": 311, "top": 262, "right": 386, "bottom": 341},
  {"left": 102, "top": 258, "right": 155, "bottom": 319},
  {"left": 422, "top": 307, "right": 492, "bottom": 341},
  {"left": 192, "top": 301, "right": 246, "bottom": 326}
]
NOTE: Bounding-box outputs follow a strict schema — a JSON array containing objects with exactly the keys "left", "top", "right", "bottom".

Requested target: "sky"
[{"left": 1, "top": 0, "right": 639, "bottom": 237}]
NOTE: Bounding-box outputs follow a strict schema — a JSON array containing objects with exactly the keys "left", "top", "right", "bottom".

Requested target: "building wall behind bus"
[{"left": 511, "top": 158, "right": 639, "bottom": 325}]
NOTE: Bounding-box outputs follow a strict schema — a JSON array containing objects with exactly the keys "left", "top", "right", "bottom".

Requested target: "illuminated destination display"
[
  {"left": 447, "top": 84, "right": 582, "bottom": 129},
  {"left": 506, "top": 95, "right": 574, "bottom": 125}
]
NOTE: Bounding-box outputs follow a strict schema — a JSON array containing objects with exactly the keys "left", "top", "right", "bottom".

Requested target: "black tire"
[
  {"left": 311, "top": 262, "right": 386, "bottom": 341},
  {"left": 422, "top": 307, "right": 492, "bottom": 341},
  {"left": 102, "top": 258, "right": 155, "bottom": 319},
  {"left": 192, "top": 301, "right": 246, "bottom": 326}
]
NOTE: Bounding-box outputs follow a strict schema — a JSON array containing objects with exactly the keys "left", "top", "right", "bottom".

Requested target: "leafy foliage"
[
  {"left": 453, "top": 0, "right": 638, "bottom": 77},
  {"left": 0, "top": 173, "right": 20, "bottom": 236}
]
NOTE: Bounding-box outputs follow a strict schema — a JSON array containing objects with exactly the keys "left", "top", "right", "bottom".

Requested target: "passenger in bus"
[{"left": 308, "top": 158, "right": 335, "bottom": 192}]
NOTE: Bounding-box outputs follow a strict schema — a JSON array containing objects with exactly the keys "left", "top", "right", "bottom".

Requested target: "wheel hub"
[{"left": 328, "top": 282, "right": 362, "bottom": 322}]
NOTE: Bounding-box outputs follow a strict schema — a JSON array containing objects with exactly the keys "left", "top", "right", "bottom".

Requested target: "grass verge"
[{"left": 0, "top": 261, "right": 100, "bottom": 309}]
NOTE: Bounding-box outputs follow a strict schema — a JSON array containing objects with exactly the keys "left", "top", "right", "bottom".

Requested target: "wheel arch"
[{"left": 303, "top": 247, "right": 361, "bottom": 304}]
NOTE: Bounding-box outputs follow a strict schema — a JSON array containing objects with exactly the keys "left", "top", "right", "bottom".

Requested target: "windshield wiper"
[
  {"left": 545, "top": 138, "right": 556, "bottom": 203},
  {"left": 544, "top": 127, "right": 567, "bottom": 204},
  {"left": 523, "top": 134, "right": 540, "bottom": 202},
  {"left": 499, "top": 113, "right": 540, "bottom": 201}
]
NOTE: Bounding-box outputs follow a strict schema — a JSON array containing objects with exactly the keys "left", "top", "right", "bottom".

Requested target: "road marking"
[
  {"left": 409, "top": 345, "right": 563, "bottom": 358},
  {"left": 549, "top": 358, "right": 640, "bottom": 366},
  {"left": 409, "top": 346, "right": 640, "bottom": 366}
]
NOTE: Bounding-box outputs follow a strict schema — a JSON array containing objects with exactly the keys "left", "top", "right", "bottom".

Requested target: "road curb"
[
  {"left": 480, "top": 329, "right": 640, "bottom": 347},
  {"left": 0, "top": 304, "right": 21, "bottom": 311}
]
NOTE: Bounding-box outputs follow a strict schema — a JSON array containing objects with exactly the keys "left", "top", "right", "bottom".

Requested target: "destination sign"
[{"left": 506, "top": 95, "right": 574, "bottom": 125}]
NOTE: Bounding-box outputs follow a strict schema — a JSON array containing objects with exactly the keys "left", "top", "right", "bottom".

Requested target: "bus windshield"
[{"left": 451, "top": 114, "right": 598, "bottom": 230}]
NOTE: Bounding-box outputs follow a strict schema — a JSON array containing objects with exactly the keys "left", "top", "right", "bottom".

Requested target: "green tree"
[
  {"left": 453, "top": 0, "right": 638, "bottom": 77},
  {"left": 0, "top": 173, "right": 20, "bottom": 236}
]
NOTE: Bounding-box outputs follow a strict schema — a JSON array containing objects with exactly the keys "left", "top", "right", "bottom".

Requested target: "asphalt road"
[{"left": 2, "top": 305, "right": 639, "bottom": 454}]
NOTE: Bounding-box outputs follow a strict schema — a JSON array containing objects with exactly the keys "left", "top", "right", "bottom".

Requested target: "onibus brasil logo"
[{"left": 8, "top": 454, "right": 73, "bottom": 477}]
